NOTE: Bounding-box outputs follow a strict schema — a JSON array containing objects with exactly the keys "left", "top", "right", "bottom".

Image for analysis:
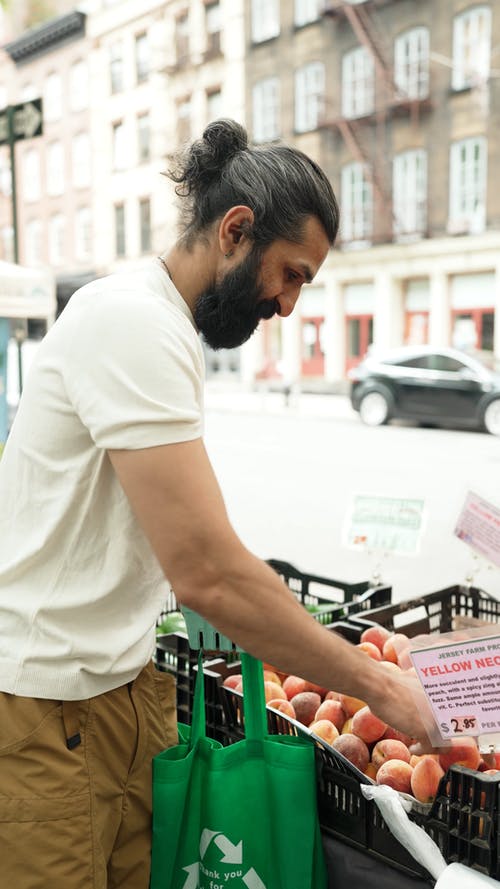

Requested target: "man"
[{"left": 0, "top": 120, "right": 428, "bottom": 889}]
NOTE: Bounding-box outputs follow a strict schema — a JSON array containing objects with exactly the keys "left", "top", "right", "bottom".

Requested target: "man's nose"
[{"left": 276, "top": 292, "right": 300, "bottom": 318}]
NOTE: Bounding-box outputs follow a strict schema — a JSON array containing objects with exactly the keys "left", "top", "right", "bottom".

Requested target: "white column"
[
  {"left": 240, "top": 326, "right": 264, "bottom": 386},
  {"left": 428, "top": 271, "right": 450, "bottom": 346},
  {"left": 373, "top": 272, "right": 403, "bottom": 350},
  {"left": 280, "top": 311, "right": 301, "bottom": 385},
  {"left": 323, "top": 277, "right": 345, "bottom": 383}
]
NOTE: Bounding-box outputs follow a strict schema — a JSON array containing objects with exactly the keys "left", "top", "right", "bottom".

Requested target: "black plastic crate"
[
  {"left": 155, "top": 559, "right": 393, "bottom": 631},
  {"left": 201, "top": 656, "right": 433, "bottom": 879},
  {"left": 345, "top": 583, "right": 499, "bottom": 638},
  {"left": 154, "top": 561, "right": 392, "bottom": 724},
  {"left": 266, "top": 558, "right": 392, "bottom": 624}
]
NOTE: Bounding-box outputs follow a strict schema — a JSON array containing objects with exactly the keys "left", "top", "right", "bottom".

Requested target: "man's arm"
[{"left": 108, "top": 438, "right": 430, "bottom": 743}]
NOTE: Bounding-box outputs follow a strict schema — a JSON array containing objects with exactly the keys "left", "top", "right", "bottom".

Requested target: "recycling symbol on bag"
[{"left": 181, "top": 828, "right": 267, "bottom": 889}]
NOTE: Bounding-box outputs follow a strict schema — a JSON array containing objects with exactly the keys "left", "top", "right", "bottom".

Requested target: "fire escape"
[{"left": 322, "top": 0, "right": 432, "bottom": 244}]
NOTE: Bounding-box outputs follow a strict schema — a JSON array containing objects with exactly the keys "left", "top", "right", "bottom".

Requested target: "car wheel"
[
  {"left": 359, "top": 391, "right": 390, "bottom": 427},
  {"left": 483, "top": 399, "right": 500, "bottom": 435}
]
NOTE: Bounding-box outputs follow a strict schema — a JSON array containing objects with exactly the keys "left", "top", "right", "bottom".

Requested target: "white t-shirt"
[{"left": 0, "top": 260, "right": 204, "bottom": 700}]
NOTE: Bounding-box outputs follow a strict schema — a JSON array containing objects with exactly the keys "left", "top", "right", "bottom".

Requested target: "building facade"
[
  {"left": 246, "top": 0, "right": 500, "bottom": 389},
  {"left": 0, "top": 0, "right": 499, "bottom": 389}
]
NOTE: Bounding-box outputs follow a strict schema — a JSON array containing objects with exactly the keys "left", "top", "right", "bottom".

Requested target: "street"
[{"left": 204, "top": 383, "right": 500, "bottom": 604}]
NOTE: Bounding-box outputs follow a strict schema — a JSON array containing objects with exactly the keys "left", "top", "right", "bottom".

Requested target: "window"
[
  {"left": 341, "top": 162, "right": 373, "bottom": 242},
  {"left": 295, "top": 62, "right": 325, "bottom": 132},
  {"left": 25, "top": 219, "right": 42, "bottom": 265},
  {"left": 23, "top": 149, "right": 41, "bottom": 201},
  {"left": 72, "top": 132, "right": 91, "bottom": 188},
  {"left": 252, "top": 77, "right": 280, "bottom": 143},
  {"left": 44, "top": 72, "right": 62, "bottom": 122},
  {"left": 294, "top": 0, "right": 322, "bottom": 27},
  {"left": 137, "top": 113, "right": 151, "bottom": 163},
  {"left": 110, "top": 41, "right": 124, "bottom": 93},
  {"left": 135, "top": 32, "right": 149, "bottom": 83},
  {"left": 205, "top": 2, "right": 221, "bottom": 56},
  {"left": 46, "top": 141, "right": 64, "bottom": 196},
  {"left": 114, "top": 204, "right": 126, "bottom": 257},
  {"left": 393, "top": 149, "right": 427, "bottom": 237},
  {"left": 70, "top": 60, "right": 88, "bottom": 112},
  {"left": 112, "top": 121, "right": 128, "bottom": 170},
  {"left": 394, "top": 27, "right": 429, "bottom": 100},
  {"left": 342, "top": 46, "right": 374, "bottom": 118},
  {"left": 48, "top": 213, "right": 65, "bottom": 265},
  {"left": 251, "top": 0, "right": 279, "bottom": 43},
  {"left": 452, "top": 6, "right": 491, "bottom": 90},
  {"left": 175, "top": 13, "right": 190, "bottom": 63},
  {"left": 206, "top": 88, "right": 222, "bottom": 123},
  {"left": 449, "top": 137, "right": 487, "bottom": 233},
  {"left": 75, "top": 206, "right": 91, "bottom": 261},
  {"left": 139, "top": 197, "right": 152, "bottom": 253},
  {"left": 177, "top": 97, "right": 192, "bottom": 145}
]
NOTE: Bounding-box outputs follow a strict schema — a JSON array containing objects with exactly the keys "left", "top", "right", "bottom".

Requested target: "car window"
[
  {"left": 425, "top": 355, "right": 464, "bottom": 372},
  {"left": 385, "top": 355, "right": 466, "bottom": 372}
]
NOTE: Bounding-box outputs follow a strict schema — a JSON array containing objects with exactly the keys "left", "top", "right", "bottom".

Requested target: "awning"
[{"left": 0, "top": 260, "right": 56, "bottom": 321}]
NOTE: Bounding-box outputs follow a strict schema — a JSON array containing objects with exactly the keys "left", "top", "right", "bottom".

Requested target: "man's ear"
[{"left": 218, "top": 206, "right": 255, "bottom": 256}]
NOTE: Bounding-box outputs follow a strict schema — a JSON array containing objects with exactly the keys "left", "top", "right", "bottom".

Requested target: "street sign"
[{"left": 0, "top": 98, "right": 43, "bottom": 146}]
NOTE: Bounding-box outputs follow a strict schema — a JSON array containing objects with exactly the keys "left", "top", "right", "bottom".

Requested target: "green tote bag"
[{"left": 150, "top": 652, "right": 327, "bottom": 889}]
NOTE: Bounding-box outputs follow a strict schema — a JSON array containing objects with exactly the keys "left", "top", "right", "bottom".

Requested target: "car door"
[{"left": 394, "top": 354, "right": 483, "bottom": 421}]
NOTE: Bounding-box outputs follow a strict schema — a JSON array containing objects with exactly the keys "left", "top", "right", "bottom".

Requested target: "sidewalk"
[{"left": 204, "top": 379, "right": 356, "bottom": 421}]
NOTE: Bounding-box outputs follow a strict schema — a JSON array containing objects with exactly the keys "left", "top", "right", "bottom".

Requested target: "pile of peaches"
[{"left": 222, "top": 623, "right": 499, "bottom": 805}]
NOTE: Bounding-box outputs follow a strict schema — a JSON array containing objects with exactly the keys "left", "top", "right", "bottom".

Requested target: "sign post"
[{"left": 0, "top": 98, "right": 43, "bottom": 400}]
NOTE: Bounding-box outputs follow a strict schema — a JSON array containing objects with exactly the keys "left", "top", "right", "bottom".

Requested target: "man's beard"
[{"left": 193, "top": 247, "right": 279, "bottom": 351}]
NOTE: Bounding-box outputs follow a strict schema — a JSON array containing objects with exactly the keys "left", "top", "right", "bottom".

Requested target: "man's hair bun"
[{"left": 201, "top": 119, "right": 248, "bottom": 162}]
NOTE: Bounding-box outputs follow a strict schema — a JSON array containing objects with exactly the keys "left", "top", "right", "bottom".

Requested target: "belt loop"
[{"left": 61, "top": 700, "right": 82, "bottom": 750}]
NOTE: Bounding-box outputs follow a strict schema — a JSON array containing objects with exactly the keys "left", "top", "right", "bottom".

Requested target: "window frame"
[
  {"left": 392, "top": 148, "right": 427, "bottom": 238},
  {"left": 394, "top": 26, "right": 430, "bottom": 100},
  {"left": 294, "top": 61, "right": 325, "bottom": 133},
  {"left": 449, "top": 136, "right": 487, "bottom": 233},
  {"left": 252, "top": 76, "right": 280, "bottom": 143},
  {"left": 341, "top": 161, "right": 373, "bottom": 243},
  {"left": 251, "top": 0, "right": 280, "bottom": 44},
  {"left": 452, "top": 5, "right": 491, "bottom": 90},
  {"left": 342, "top": 46, "right": 375, "bottom": 119}
]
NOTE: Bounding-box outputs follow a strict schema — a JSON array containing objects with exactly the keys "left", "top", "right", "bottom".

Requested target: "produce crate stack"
[
  {"left": 204, "top": 583, "right": 500, "bottom": 881},
  {"left": 154, "top": 559, "right": 392, "bottom": 729}
]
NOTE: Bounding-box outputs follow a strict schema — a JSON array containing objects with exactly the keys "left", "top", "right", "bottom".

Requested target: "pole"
[{"left": 7, "top": 105, "right": 25, "bottom": 395}]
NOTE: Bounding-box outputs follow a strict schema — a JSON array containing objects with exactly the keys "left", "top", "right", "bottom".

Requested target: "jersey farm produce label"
[{"left": 410, "top": 635, "right": 500, "bottom": 741}]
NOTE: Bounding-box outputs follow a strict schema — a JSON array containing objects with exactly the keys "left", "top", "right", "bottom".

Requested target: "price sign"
[
  {"left": 343, "top": 494, "right": 425, "bottom": 555},
  {"left": 454, "top": 491, "right": 500, "bottom": 569},
  {"left": 410, "top": 634, "right": 500, "bottom": 742}
]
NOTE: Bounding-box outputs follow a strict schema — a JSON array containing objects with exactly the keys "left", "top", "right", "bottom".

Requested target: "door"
[{"left": 301, "top": 317, "right": 325, "bottom": 376}]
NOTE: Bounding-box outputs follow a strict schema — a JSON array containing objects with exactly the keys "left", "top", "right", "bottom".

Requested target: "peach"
[
  {"left": 282, "top": 675, "right": 308, "bottom": 700},
  {"left": 304, "top": 680, "right": 329, "bottom": 697},
  {"left": 309, "top": 719, "right": 339, "bottom": 745},
  {"left": 263, "top": 681, "right": 287, "bottom": 703},
  {"left": 222, "top": 674, "right": 242, "bottom": 690},
  {"left": 324, "top": 690, "right": 342, "bottom": 701},
  {"left": 364, "top": 762, "right": 378, "bottom": 780},
  {"left": 372, "top": 739, "right": 411, "bottom": 770},
  {"left": 438, "top": 737, "right": 481, "bottom": 773},
  {"left": 314, "top": 699, "right": 345, "bottom": 732},
  {"left": 356, "top": 641, "right": 382, "bottom": 661},
  {"left": 382, "top": 726, "right": 413, "bottom": 747},
  {"left": 360, "top": 625, "right": 392, "bottom": 653},
  {"left": 351, "top": 706, "right": 387, "bottom": 744},
  {"left": 382, "top": 633, "right": 410, "bottom": 665},
  {"left": 339, "top": 693, "right": 367, "bottom": 717},
  {"left": 263, "top": 670, "right": 282, "bottom": 686},
  {"left": 341, "top": 717, "right": 353, "bottom": 734},
  {"left": 377, "top": 760, "right": 413, "bottom": 794},
  {"left": 267, "top": 699, "right": 296, "bottom": 719},
  {"left": 479, "top": 751, "right": 500, "bottom": 770},
  {"left": 263, "top": 663, "right": 287, "bottom": 684},
  {"left": 290, "top": 691, "right": 321, "bottom": 726},
  {"left": 379, "top": 661, "right": 402, "bottom": 673},
  {"left": 410, "top": 756, "right": 444, "bottom": 804},
  {"left": 332, "top": 733, "right": 370, "bottom": 772}
]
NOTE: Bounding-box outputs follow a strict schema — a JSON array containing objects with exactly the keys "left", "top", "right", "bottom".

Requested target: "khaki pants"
[{"left": 0, "top": 662, "right": 178, "bottom": 889}]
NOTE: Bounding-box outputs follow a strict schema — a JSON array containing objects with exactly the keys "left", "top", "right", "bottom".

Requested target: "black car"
[{"left": 349, "top": 346, "right": 500, "bottom": 435}]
